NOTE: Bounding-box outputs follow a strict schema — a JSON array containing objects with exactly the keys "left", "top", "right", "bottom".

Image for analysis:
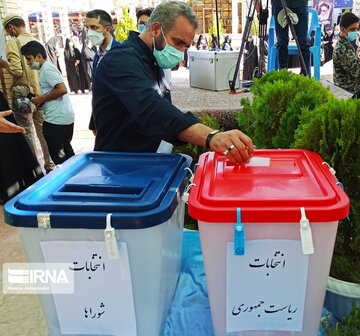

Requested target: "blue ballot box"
[{"left": 4, "top": 152, "right": 191, "bottom": 336}]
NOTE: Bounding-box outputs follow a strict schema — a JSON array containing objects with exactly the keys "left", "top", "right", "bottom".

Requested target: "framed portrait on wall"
[{"left": 314, "top": 0, "right": 334, "bottom": 28}]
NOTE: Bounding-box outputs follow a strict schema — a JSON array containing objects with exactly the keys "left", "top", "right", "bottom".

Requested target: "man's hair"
[
  {"left": 4, "top": 17, "right": 25, "bottom": 29},
  {"left": 324, "top": 24, "right": 332, "bottom": 32},
  {"left": 136, "top": 8, "right": 153, "bottom": 21},
  {"left": 20, "top": 40, "right": 47, "bottom": 59},
  {"left": 146, "top": 1, "right": 198, "bottom": 33},
  {"left": 86, "top": 9, "right": 113, "bottom": 28},
  {"left": 340, "top": 12, "right": 359, "bottom": 29}
]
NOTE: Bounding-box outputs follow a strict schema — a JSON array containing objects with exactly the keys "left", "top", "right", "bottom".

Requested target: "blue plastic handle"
[{"left": 234, "top": 208, "right": 245, "bottom": 256}]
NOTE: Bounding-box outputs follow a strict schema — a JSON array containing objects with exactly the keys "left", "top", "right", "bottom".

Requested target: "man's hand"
[
  {"left": 31, "top": 95, "right": 45, "bottom": 107},
  {"left": 178, "top": 124, "right": 254, "bottom": 164},
  {"left": 0, "top": 58, "right": 10, "bottom": 70},
  {"left": 0, "top": 110, "right": 25, "bottom": 134},
  {"left": 209, "top": 129, "right": 254, "bottom": 164}
]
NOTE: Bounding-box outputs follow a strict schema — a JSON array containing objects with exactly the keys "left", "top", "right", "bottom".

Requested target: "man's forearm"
[
  {"left": 42, "top": 86, "right": 67, "bottom": 102},
  {"left": 177, "top": 123, "right": 213, "bottom": 148},
  {"left": 32, "top": 84, "right": 67, "bottom": 107}
]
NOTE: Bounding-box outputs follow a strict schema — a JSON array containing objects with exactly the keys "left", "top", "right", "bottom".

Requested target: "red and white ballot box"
[{"left": 188, "top": 150, "right": 349, "bottom": 336}]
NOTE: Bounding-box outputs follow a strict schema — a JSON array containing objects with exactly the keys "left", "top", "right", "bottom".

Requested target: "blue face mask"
[
  {"left": 153, "top": 27, "right": 183, "bottom": 69},
  {"left": 346, "top": 31, "right": 358, "bottom": 42},
  {"left": 138, "top": 24, "right": 145, "bottom": 33},
  {"left": 334, "top": 31, "right": 339, "bottom": 36}
]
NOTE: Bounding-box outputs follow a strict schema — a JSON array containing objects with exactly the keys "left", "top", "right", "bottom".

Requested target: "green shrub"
[
  {"left": 294, "top": 98, "right": 360, "bottom": 283},
  {"left": 236, "top": 70, "right": 332, "bottom": 149},
  {"left": 321, "top": 304, "right": 360, "bottom": 335}
]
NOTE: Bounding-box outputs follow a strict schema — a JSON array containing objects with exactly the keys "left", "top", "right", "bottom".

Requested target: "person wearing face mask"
[
  {"left": 85, "top": 9, "right": 120, "bottom": 78},
  {"left": 0, "top": 14, "right": 55, "bottom": 174},
  {"left": 85, "top": 9, "right": 121, "bottom": 134},
  {"left": 136, "top": 7, "right": 172, "bottom": 97},
  {"left": 136, "top": 8, "right": 153, "bottom": 33},
  {"left": 333, "top": 12, "right": 360, "bottom": 96},
  {"left": 92, "top": 1, "right": 254, "bottom": 164},
  {"left": 21, "top": 41, "right": 75, "bottom": 165}
]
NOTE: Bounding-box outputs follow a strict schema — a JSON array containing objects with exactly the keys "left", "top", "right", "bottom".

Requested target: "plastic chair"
[{"left": 267, "top": 8, "right": 321, "bottom": 80}]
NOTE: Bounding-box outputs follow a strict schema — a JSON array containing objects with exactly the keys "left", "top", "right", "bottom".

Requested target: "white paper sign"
[
  {"left": 40, "top": 241, "right": 137, "bottom": 336},
  {"left": 226, "top": 240, "right": 309, "bottom": 332}
]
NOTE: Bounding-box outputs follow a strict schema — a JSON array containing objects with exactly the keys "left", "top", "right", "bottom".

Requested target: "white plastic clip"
[
  {"left": 182, "top": 183, "right": 196, "bottom": 204},
  {"left": 322, "top": 162, "right": 336, "bottom": 176},
  {"left": 184, "top": 167, "right": 195, "bottom": 183},
  {"left": 104, "top": 214, "right": 119, "bottom": 260},
  {"left": 299, "top": 207, "right": 314, "bottom": 255}
]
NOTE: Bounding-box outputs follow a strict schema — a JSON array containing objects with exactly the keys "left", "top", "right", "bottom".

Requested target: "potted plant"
[{"left": 237, "top": 70, "right": 360, "bottom": 321}]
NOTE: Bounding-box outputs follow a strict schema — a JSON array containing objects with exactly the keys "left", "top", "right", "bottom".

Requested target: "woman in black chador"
[
  {"left": 64, "top": 38, "right": 90, "bottom": 93},
  {"left": 45, "top": 36, "right": 62, "bottom": 73},
  {"left": 243, "top": 34, "right": 259, "bottom": 80},
  {"left": 0, "top": 91, "right": 43, "bottom": 202},
  {"left": 81, "top": 36, "right": 96, "bottom": 91},
  {"left": 322, "top": 25, "right": 334, "bottom": 64}
]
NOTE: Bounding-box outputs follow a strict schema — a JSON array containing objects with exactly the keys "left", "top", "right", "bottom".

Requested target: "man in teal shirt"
[{"left": 21, "top": 41, "right": 75, "bottom": 165}]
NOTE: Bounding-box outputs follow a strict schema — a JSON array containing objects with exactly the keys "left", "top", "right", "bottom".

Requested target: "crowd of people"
[
  {"left": 0, "top": 1, "right": 254, "bottom": 203},
  {"left": 195, "top": 33, "right": 233, "bottom": 51},
  {"left": 0, "top": 0, "right": 359, "bottom": 203}
]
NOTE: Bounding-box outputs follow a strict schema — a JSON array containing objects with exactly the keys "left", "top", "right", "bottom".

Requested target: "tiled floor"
[{"left": 0, "top": 208, "right": 48, "bottom": 335}]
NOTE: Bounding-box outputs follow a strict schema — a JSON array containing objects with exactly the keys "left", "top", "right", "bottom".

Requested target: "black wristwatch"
[{"left": 205, "top": 130, "right": 219, "bottom": 150}]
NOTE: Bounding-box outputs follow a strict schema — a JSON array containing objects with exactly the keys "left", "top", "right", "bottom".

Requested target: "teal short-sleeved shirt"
[{"left": 39, "top": 61, "right": 74, "bottom": 125}]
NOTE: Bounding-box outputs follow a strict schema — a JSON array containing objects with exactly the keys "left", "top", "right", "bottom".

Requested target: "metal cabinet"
[{"left": 188, "top": 50, "right": 240, "bottom": 91}]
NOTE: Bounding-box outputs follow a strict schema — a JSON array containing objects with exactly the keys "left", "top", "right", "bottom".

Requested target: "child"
[{"left": 20, "top": 40, "right": 75, "bottom": 165}]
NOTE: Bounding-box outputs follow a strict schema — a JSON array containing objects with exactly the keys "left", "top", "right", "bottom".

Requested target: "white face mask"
[
  {"left": 69, "top": 41, "right": 74, "bottom": 47},
  {"left": 30, "top": 61, "right": 40, "bottom": 70},
  {"left": 88, "top": 29, "right": 105, "bottom": 46}
]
